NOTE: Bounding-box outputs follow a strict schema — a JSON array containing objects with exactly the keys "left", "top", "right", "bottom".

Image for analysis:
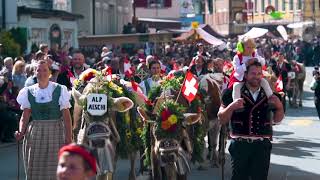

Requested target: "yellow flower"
[
  {"left": 125, "top": 112, "right": 130, "bottom": 124},
  {"left": 136, "top": 128, "right": 142, "bottom": 135},
  {"left": 73, "top": 79, "right": 79, "bottom": 86},
  {"left": 168, "top": 115, "right": 177, "bottom": 125},
  {"left": 126, "top": 129, "right": 132, "bottom": 139}
]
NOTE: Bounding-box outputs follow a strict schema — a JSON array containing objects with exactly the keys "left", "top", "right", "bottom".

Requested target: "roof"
[{"left": 18, "top": 6, "right": 83, "bottom": 20}]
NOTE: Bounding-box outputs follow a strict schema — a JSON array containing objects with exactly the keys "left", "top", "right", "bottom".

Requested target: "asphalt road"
[{"left": 0, "top": 67, "right": 319, "bottom": 180}]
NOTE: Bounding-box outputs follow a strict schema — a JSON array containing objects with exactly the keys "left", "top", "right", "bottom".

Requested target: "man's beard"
[{"left": 247, "top": 79, "right": 260, "bottom": 88}]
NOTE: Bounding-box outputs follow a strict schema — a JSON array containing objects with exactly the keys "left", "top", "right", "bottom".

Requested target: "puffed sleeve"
[
  {"left": 59, "top": 85, "right": 71, "bottom": 110},
  {"left": 232, "top": 55, "right": 246, "bottom": 81},
  {"left": 16, "top": 87, "right": 31, "bottom": 110},
  {"left": 255, "top": 51, "right": 266, "bottom": 67}
]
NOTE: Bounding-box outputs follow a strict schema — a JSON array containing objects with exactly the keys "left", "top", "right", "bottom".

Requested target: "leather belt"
[{"left": 234, "top": 137, "right": 270, "bottom": 143}]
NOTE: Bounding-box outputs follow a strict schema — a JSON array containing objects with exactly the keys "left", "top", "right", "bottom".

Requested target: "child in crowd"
[
  {"left": 57, "top": 143, "right": 97, "bottom": 180},
  {"left": 229, "top": 37, "right": 274, "bottom": 100}
]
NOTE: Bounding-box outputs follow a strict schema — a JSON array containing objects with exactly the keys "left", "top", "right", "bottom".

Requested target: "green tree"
[
  {"left": 0, "top": 30, "right": 21, "bottom": 58},
  {"left": 10, "top": 27, "right": 27, "bottom": 53}
]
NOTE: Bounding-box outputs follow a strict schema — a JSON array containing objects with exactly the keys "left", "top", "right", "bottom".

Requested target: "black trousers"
[
  {"left": 315, "top": 98, "right": 320, "bottom": 120},
  {"left": 228, "top": 139, "right": 272, "bottom": 180}
]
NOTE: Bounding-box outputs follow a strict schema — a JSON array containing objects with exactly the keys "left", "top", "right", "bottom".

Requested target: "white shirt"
[
  {"left": 17, "top": 81, "right": 71, "bottom": 110},
  {"left": 139, "top": 77, "right": 161, "bottom": 96},
  {"left": 249, "top": 87, "right": 261, "bottom": 102},
  {"left": 233, "top": 51, "right": 265, "bottom": 81}
]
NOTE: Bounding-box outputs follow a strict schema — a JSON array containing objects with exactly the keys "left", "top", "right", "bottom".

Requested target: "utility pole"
[
  {"left": 92, "top": 0, "right": 96, "bottom": 35},
  {"left": 2, "top": 0, "right": 6, "bottom": 29}
]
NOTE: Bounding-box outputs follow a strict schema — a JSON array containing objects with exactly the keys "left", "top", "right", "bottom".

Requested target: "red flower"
[
  {"left": 168, "top": 124, "right": 177, "bottom": 132},
  {"left": 161, "top": 108, "right": 171, "bottom": 122}
]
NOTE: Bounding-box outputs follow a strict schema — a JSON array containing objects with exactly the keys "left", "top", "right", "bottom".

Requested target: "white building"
[
  {"left": 73, "top": 0, "right": 133, "bottom": 35},
  {"left": 17, "top": 0, "right": 82, "bottom": 52}
]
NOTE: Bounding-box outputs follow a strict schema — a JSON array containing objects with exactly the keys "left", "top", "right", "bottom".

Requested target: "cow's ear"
[
  {"left": 137, "top": 106, "right": 150, "bottom": 122},
  {"left": 72, "top": 88, "right": 82, "bottom": 106},
  {"left": 112, "top": 97, "right": 134, "bottom": 112},
  {"left": 183, "top": 113, "right": 201, "bottom": 125}
]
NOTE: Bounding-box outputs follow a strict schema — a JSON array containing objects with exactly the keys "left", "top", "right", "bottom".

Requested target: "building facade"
[
  {"left": 205, "top": 0, "right": 320, "bottom": 37},
  {"left": 135, "top": 0, "right": 204, "bottom": 30},
  {"left": 73, "top": 0, "right": 133, "bottom": 35},
  {"left": 16, "top": 0, "right": 81, "bottom": 52}
]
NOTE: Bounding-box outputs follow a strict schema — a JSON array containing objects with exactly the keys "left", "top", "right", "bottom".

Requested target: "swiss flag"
[
  {"left": 130, "top": 79, "right": 153, "bottom": 106},
  {"left": 275, "top": 75, "right": 283, "bottom": 92},
  {"left": 124, "top": 58, "right": 135, "bottom": 77},
  {"left": 159, "top": 61, "right": 167, "bottom": 74},
  {"left": 182, "top": 71, "right": 199, "bottom": 103},
  {"left": 104, "top": 66, "right": 112, "bottom": 81}
]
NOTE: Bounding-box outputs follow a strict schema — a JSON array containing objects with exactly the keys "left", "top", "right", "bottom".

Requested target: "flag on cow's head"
[
  {"left": 182, "top": 71, "right": 199, "bottom": 103},
  {"left": 124, "top": 57, "right": 135, "bottom": 78},
  {"left": 275, "top": 75, "right": 283, "bottom": 92}
]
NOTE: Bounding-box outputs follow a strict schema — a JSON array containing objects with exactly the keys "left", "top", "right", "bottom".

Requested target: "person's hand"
[
  {"left": 230, "top": 98, "right": 245, "bottom": 111},
  {"left": 15, "top": 131, "right": 25, "bottom": 141}
]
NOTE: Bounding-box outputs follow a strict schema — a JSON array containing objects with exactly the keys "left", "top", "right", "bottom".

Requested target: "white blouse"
[{"left": 17, "top": 81, "right": 71, "bottom": 110}]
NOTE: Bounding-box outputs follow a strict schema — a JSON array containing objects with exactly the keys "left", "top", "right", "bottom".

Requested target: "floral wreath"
[{"left": 155, "top": 100, "right": 186, "bottom": 138}]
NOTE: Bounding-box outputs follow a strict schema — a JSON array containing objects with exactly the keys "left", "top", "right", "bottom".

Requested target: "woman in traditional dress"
[{"left": 15, "top": 60, "right": 72, "bottom": 180}]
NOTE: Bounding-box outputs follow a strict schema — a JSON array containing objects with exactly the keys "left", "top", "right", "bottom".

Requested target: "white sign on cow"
[{"left": 87, "top": 93, "right": 108, "bottom": 116}]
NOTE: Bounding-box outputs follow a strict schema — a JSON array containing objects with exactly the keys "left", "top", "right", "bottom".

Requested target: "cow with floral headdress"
[{"left": 72, "top": 68, "right": 142, "bottom": 180}]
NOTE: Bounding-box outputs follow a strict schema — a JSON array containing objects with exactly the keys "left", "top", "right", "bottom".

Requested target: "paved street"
[{"left": 1, "top": 67, "right": 320, "bottom": 180}]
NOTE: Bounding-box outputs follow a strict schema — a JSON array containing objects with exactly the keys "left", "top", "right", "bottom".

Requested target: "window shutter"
[
  {"left": 164, "top": 0, "right": 172, "bottom": 7},
  {"left": 135, "top": 0, "right": 148, "bottom": 8}
]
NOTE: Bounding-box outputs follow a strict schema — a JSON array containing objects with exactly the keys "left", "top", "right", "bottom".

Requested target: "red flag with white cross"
[
  {"left": 182, "top": 71, "right": 199, "bottom": 103},
  {"left": 275, "top": 75, "right": 283, "bottom": 92},
  {"left": 124, "top": 57, "right": 134, "bottom": 78}
]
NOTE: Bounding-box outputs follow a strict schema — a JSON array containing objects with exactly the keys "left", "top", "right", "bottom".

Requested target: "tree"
[
  {"left": 10, "top": 27, "right": 27, "bottom": 53},
  {"left": 0, "top": 31, "right": 21, "bottom": 58}
]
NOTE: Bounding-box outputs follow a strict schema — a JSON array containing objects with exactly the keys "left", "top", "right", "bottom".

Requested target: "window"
[
  {"left": 261, "top": 0, "right": 265, "bottom": 12},
  {"left": 275, "top": 0, "right": 278, "bottom": 10},
  {"left": 148, "top": 0, "right": 164, "bottom": 8},
  {"left": 255, "top": 0, "right": 258, "bottom": 12},
  {"left": 289, "top": 0, "right": 293, "bottom": 10},
  {"left": 282, "top": 0, "right": 285, "bottom": 11},
  {"left": 268, "top": 0, "right": 271, "bottom": 5},
  {"left": 298, "top": 0, "right": 302, "bottom": 10}
]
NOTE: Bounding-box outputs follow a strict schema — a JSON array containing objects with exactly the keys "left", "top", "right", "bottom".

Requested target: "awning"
[
  {"left": 172, "top": 24, "right": 225, "bottom": 46},
  {"left": 239, "top": 27, "right": 269, "bottom": 39},
  {"left": 198, "top": 24, "right": 225, "bottom": 39},
  {"left": 137, "top": 18, "right": 181, "bottom": 29},
  {"left": 287, "top": 21, "right": 314, "bottom": 29}
]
